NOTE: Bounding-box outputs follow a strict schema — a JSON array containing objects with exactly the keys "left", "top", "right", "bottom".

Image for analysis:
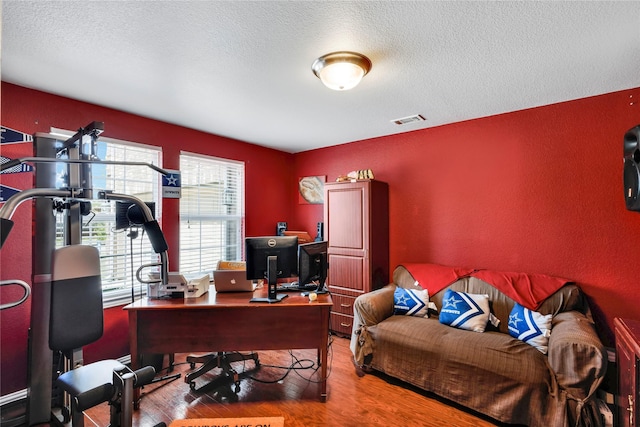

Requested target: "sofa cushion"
[
  {"left": 439, "top": 289, "right": 491, "bottom": 332},
  {"left": 508, "top": 303, "right": 552, "bottom": 354},
  {"left": 393, "top": 287, "right": 429, "bottom": 317}
]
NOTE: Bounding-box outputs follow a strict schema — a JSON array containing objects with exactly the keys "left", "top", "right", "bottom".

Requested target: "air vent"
[{"left": 391, "top": 114, "right": 426, "bottom": 125}]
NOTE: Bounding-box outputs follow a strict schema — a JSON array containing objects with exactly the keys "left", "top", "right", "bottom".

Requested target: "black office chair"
[{"left": 49, "top": 245, "right": 157, "bottom": 427}]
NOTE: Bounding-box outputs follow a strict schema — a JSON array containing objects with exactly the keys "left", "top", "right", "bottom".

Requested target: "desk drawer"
[
  {"left": 330, "top": 312, "right": 354, "bottom": 337},
  {"left": 331, "top": 294, "right": 356, "bottom": 316}
]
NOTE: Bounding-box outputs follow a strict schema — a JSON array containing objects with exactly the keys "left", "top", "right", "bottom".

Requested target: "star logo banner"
[{"left": 162, "top": 170, "right": 181, "bottom": 199}]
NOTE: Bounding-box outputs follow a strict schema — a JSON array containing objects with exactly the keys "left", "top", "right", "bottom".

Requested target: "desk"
[{"left": 124, "top": 286, "right": 333, "bottom": 402}]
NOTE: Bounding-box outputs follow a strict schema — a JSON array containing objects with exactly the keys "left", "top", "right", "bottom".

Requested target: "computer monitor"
[
  {"left": 115, "top": 201, "right": 156, "bottom": 230},
  {"left": 298, "top": 241, "right": 328, "bottom": 294},
  {"left": 245, "top": 236, "right": 298, "bottom": 303}
]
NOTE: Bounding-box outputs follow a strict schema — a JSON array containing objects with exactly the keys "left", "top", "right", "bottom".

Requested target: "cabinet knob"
[
  {"left": 340, "top": 322, "right": 352, "bottom": 328},
  {"left": 628, "top": 394, "right": 634, "bottom": 425},
  {"left": 340, "top": 303, "right": 352, "bottom": 308}
]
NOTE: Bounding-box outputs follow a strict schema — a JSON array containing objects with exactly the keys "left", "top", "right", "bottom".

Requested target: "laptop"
[{"left": 213, "top": 270, "right": 255, "bottom": 292}]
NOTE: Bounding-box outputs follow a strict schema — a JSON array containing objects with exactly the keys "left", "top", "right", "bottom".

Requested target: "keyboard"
[{"left": 276, "top": 282, "right": 318, "bottom": 292}]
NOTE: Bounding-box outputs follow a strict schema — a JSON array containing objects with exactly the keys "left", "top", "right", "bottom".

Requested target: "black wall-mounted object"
[
  {"left": 624, "top": 125, "right": 640, "bottom": 211},
  {"left": 115, "top": 201, "right": 156, "bottom": 230},
  {"left": 276, "top": 221, "right": 287, "bottom": 236},
  {"left": 315, "top": 222, "right": 324, "bottom": 241}
]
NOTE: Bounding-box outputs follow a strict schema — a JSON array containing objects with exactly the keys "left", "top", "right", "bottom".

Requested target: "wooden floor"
[{"left": 83, "top": 336, "right": 505, "bottom": 427}]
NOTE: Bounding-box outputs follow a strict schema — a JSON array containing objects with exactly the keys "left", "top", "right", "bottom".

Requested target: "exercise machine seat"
[{"left": 55, "top": 360, "right": 124, "bottom": 411}]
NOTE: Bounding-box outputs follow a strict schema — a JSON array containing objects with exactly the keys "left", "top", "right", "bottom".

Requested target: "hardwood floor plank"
[{"left": 83, "top": 336, "right": 505, "bottom": 427}]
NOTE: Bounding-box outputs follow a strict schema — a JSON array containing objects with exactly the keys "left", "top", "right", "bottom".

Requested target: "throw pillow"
[
  {"left": 393, "top": 287, "right": 430, "bottom": 317},
  {"left": 439, "top": 289, "right": 491, "bottom": 332},
  {"left": 508, "top": 303, "right": 552, "bottom": 354}
]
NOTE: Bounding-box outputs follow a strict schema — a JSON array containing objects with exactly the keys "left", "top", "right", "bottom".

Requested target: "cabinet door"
[
  {"left": 324, "top": 182, "right": 370, "bottom": 294},
  {"left": 325, "top": 183, "right": 368, "bottom": 254}
]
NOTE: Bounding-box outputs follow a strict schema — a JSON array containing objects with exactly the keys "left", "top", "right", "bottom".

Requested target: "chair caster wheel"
[
  {"left": 189, "top": 362, "right": 196, "bottom": 369},
  {"left": 189, "top": 382, "right": 196, "bottom": 390},
  {"left": 234, "top": 383, "right": 240, "bottom": 393}
]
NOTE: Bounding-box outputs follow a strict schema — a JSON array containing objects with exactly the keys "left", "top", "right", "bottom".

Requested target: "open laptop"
[{"left": 213, "top": 270, "right": 255, "bottom": 292}]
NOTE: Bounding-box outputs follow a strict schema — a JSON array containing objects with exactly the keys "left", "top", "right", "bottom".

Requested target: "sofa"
[{"left": 350, "top": 264, "right": 607, "bottom": 427}]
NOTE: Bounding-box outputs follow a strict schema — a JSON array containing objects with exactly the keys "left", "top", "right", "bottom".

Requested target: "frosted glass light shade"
[{"left": 312, "top": 52, "right": 372, "bottom": 91}]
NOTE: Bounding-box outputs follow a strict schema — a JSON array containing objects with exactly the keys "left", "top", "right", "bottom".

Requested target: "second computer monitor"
[{"left": 298, "top": 241, "right": 328, "bottom": 293}]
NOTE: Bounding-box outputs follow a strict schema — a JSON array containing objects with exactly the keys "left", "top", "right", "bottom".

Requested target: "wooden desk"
[{"left": 124, "top": 287, "right": 333, "bottom": 402}]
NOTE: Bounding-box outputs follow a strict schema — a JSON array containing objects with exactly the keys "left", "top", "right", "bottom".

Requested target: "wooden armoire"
[{"left": 323, "top": 179, "right": 389, "bottom": 336}]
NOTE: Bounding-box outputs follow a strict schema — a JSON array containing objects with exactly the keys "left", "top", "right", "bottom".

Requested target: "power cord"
[{"left": 246, "top": 335, "right": 334, "bottom": 385}]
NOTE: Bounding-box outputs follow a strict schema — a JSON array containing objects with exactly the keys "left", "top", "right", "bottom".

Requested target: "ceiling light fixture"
[{"left": 312, "top": 51, "right": 372, "bottom": 91}]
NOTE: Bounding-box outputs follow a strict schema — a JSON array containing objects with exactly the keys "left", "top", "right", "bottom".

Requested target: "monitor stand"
[
  {"left": 250, "top": 293, "right": 288, "bottom": 304},
  {"left": 250, "top": 282, "right": 288, "bottom": 303},
  {"left": 250, "top": 255, "right": 288, "bottom": 303},
  {"left": 302, "top": 278, "right": 328, "bottom": 296}
]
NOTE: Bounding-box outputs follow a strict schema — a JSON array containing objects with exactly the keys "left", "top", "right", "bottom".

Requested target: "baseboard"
[{"left": 0, "top": 389, "right": 27, "bottom": 407}]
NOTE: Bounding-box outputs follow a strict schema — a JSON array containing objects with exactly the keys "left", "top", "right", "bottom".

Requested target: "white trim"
[
  {"left": 103, "top": 288, "right": 146, "bottom": 309},
  {"left": 0, "top": 388, "right": 27, "bottom": 406}
]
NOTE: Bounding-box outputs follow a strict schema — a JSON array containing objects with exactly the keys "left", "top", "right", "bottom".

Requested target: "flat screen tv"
[
  {"left": 245, "top": 236, "right": 298, "bottom": 303},
  {"left": 298, "top": 241, "right": 328, "bottom": 294}
]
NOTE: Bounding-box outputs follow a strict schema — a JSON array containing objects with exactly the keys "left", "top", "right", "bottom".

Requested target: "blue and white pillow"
[
  {"left": 439, "top": 290, "right": 491, "bottom": 332},
  {"left": 393, "top": 287, "right": 429, "bottom": 317},
  {"left": 508, "top": 303, "right": 552, "bottom": 354}
]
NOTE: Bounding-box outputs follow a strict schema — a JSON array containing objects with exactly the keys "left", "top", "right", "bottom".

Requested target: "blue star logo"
[
  {"left": 509, "top": 312, "right": 522, "bottom": 328},
  {"left": 166, "top": 174, "right": 178, "bottom": 186},
  {"left": 443, "top": 295, "right": 462, "bottom": 309},
  {"left": 396, "top": 294, "right": 410, "bottom": 306}
]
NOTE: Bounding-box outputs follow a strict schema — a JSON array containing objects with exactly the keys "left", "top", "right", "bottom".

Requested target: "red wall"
[
  {"left": 292, "top": 87, "right": 640, "bottom": 348},
  {"left": 0, "top": 83, "right": 294, "bottom": 395},
  {"left": 2, "top": 82, "right": 639, "bottom": 397}
]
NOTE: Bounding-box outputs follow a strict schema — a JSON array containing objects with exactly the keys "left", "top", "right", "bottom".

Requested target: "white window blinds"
[{"left": 179, "top": 152, "right": 245, "bottom": 277}]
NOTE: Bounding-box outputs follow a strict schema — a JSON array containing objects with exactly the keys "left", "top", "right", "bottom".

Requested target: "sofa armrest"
[
  {"left": 547, "top": 311, "right": 607, "bottom": 401},
  {"left": 349, "top": 284, "right": 395, "bottom": 366},
  {"left": 354, "top": 284, "right": 396, "bottom": 327}
]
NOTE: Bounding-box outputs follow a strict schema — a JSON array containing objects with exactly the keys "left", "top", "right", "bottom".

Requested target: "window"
[
  {"left": 179, "top": 152, "right": 244, "bottom": 277},
  {"left": 52, "top": 130, "right": 162, "bottom": 307}
]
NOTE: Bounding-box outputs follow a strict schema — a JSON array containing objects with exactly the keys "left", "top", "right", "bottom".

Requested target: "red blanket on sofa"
[{"left": 401, "top": 263, "right": 570, "bottom": 310}]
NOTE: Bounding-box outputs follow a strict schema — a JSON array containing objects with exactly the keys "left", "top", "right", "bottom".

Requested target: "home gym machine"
[{"left": 0, "top": 122, "right": 171, "bottom": 426}]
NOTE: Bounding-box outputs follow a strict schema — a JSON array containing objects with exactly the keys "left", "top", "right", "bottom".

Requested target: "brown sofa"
[{"left": 350, "top": 265, "right": 607, "bottom": 427}]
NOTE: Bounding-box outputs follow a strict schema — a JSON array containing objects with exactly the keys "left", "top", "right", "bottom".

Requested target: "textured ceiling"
[{"left": 2, "top": 1, "right": 639, "bottom": 153}]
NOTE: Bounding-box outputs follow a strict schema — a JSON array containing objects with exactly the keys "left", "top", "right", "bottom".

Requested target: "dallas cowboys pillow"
[
  {"left": 393, "top": 287, "right": 429, "bottom": 317},
  {"left": 439, "top": 289, "right": 491, "bottom": 332},
  {"left": 508, "top": 303, "right": 552, "bottom": 354}
]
